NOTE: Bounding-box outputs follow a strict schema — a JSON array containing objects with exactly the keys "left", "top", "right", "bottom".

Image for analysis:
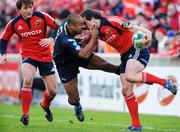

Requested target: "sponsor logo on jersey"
[
  {"left": 128, "top": 54, "right": 133, "bottom": 58},
  {"left": 106, "top": 35, "right": 117, "bottom": 43},
  {"left": 17, "top": 25, "right": 23, "bottom": 30},
  {"left": 21, "top": 29, "right": 43, "bottom": 37},
  {"left": 36, "top": 19, "right": 41, "bottom": 25}
]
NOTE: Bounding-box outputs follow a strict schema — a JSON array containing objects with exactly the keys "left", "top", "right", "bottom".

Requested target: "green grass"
[{"left": 0, "top": 104, "right": 179, "bottom": 132}]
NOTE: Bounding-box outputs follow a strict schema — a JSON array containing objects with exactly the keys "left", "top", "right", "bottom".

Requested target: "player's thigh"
[
  {"left": 87, "top": 54, "right": 107, "bottom": 69},
  {"left": 120, "top": 73, "right": 134, "bottom": 96},
  {"left": 22, "top": 63, "right": 37, "bottom": 85},
  {"left": 42, "top": 74, "right": 58, "bottom": 93},
  {"left": 63, "top": 78, "right": 79, "bottom": 98},
  {"left": 125, "top": 59, "right": 145, "bottom": 75}
]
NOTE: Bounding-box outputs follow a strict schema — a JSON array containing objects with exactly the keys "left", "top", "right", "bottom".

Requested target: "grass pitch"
[{"left": 0, "top": 104, "right": 179, "bottom": 132}]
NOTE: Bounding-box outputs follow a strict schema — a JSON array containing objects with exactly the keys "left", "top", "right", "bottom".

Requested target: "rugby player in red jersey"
[
  {"left": 0, "top": 0, "right": 59, "bottom": 126},
  {"left": 81, "top": 9, "right": 178, "bottom": 131}
]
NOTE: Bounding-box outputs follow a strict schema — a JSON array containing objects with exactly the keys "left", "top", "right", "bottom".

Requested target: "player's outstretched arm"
[{"left": 78, "top": 22, "right": 99, "bottom": 58}]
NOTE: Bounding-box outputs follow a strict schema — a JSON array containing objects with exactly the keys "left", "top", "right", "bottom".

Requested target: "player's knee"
[
  {"left": 48, "top": 87, "right": 57, "bottom": 97},
  {"left": 122, "top": 86, "right": 132, "bottom": 97},
  {"left": 126, "top": 73, "right": 135, "bottom": 82},
  {"left": 23, "top": 77, "right": 33, "bottom": 86}
]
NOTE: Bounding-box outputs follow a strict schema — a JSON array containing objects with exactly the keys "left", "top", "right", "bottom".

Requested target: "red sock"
[
  {"left": 41, "top": 90, "right": 54, "bottom": 108},
  {"left": 21, "top": 86, "right": 32, "bottom": 115},
  {"left": 142, "top": 72, "right": 166, "bottom": 86},
  {"left": 125, "top": 93, "right": 140, "bottom": 127}
]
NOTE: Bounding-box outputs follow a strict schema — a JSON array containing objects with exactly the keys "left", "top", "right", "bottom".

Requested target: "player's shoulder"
[
  {"left": 56, "top": 31, "right": 72, "bottom": 44},
  {"left": 9, "top": 15, "right": 22, "bottom": 27},
  {"left": 106, "top": 15, "right": 125, "bottom": 22},
  {"left": 32, "top": 11, "right": 46, "bottom": 19}
]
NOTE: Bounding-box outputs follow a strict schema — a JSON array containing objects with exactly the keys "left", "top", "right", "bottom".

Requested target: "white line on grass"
[{"left": 0, "top": 114, "right": 179, "bottom": 132}]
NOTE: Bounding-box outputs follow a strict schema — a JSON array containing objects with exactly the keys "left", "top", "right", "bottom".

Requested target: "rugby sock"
[
  {"left": 125, "top": 93, "right": 140, "bottom": 127},
  {"left": 68, "top": 98, "right": 80, "bottom": 107},
  {"left": 41, "top": 90, "right": 54, "bottom": 108},
  {"left": 21, "top": 86, "right": 32, "bottom": 115},
  {"left": 142, "top": 72, "right": 166, "bottom": 86}
]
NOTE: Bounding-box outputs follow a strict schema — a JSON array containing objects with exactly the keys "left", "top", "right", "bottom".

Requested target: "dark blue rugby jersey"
[{"left": 53, "top": 22, "right": 81, "bottom": 63}]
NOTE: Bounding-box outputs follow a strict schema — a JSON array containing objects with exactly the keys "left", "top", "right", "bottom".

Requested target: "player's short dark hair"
[
  {"left": 81, "top": 9, "right": 102, "bottom": 20},
  {"left": 16, "top": 0, "right": 34, "bottom": 10},
  {"left": 67, "top": 13, "right": 81, "bottom": 25}
]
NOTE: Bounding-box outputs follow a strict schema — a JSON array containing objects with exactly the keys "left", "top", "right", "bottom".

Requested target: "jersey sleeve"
[
  {"left": 0, "top": 20, "right": 14, "bottom": 40},
  {"left": 51, "top": 29, "right": 58, "bottom": 39},
  {"left": 41, "top": 12, "right": 59, "bottom": 30},
  {"left": 64, "top": 38, "right": 81, "bottom": 57},
  {"left": 107, "top": 16, "right": 132, "bottom": 31},
  {"left": 0, "top": 20, "right": 14, "bottom": 55}
]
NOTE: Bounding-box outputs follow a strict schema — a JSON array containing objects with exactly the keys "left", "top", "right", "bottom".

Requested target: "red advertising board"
[{"left": 0, "top": 62, "right": 21, "bottom": 102}]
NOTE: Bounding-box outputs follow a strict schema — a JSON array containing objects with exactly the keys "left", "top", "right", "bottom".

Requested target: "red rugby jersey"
[
  {"left": 0, "top": 11, "right": 58, "bottom": 62},
  {"left": 99, "top": 16, "right": 133, "bottom": 54}
]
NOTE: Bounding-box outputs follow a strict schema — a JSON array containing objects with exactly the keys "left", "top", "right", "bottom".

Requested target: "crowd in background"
[{"left": 0, "top": 0, "right": 179, "bottom": 56}]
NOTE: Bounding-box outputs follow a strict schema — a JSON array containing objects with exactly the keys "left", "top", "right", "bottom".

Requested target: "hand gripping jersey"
[
  {"left": 99, "top": 16, "right": 133, "bottom": 55},
  {"left": 0, "top": 11, "right": 58, "bottom": 62}
]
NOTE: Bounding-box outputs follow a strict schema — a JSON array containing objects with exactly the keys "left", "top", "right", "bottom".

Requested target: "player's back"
[
  {"left": 53, "top": 22, "right": 80, "bottom": 63},
  {"left": 99, "top": 15, "right": 133, "bottom": 54}
]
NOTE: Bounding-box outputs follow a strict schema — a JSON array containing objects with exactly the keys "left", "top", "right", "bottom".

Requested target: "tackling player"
[
  {"left": 50, "top": 14, "right": 120, "bottom": 122},
  {"left": 0, "top": 0, "right": 59, "bottom": 125},
  {"left": 81, "top": 9, "right": 178, "bottom": 131}
]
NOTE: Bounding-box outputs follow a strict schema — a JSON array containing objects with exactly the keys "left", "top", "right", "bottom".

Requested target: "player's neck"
[{"left": 21, "top": 15, "right": 29, "bottom": 20}]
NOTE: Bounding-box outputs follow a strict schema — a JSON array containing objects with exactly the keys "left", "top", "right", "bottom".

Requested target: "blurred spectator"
[
  {"left": 158, "top": 14, "right": 172, "bottom": 31},
  {"left": 110, "top": 0, "right": 123, "bottom": 16},
  {"left": 167, "top": 3, "right": 179, "bottom": 31},
  {"left": 0, "top": 0, "right": 179, "bottom": 55},
  {"left": 165, "top": 31, "right": 177, "bottom": 51},
  {"left": 155, "top": 27, "right": 167, "bottom": 52}
]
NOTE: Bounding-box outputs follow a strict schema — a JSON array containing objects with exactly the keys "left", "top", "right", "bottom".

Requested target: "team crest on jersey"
[
  {"left": 17, "top": 25, "right": 23, "bottom": 30},
  {"left": 106, "top": 28, "right": 112, "bottom": 35},
  {"left": 54, "top": 20, "right": 59, "bottom": 26},
  {"left": 36, "top": 19, "right": 41, "bottom": 25}
]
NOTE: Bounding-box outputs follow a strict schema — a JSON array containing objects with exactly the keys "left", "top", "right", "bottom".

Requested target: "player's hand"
[
  {"left": 39, "top": 38, "right": 55, "bottom": 47},
  {"left": 142, "top": 31, "right": 152, "bottom": 48},
  {"left": 74, "top": 30, "right": 91, "bottom": 41},
  {"left": 89, "top": 18, "right": 99, "bottom": 40},
  {"left": 0, "top": 54, "right": 8, "bottom": 66}
]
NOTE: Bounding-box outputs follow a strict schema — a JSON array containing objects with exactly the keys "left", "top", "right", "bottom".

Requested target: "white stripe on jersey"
[{"left": 107, "top": 17, "right": 124, "bottom": 27}]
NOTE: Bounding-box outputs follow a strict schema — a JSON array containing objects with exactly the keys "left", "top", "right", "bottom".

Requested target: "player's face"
[
  {"left": 19, "top": 3, "right": 33, "bottom": 20},
  {"left": 74, "top": 18, "right": 86, "bottom": 34},
  {"left": 84, "top": 18, "right": 99, "bottom": 30}
]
